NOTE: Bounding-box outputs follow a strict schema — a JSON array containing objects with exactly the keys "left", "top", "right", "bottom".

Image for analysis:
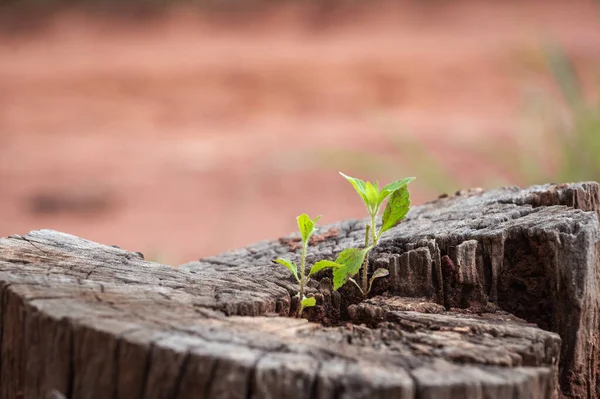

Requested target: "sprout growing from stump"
[
  {"left": 273, "top": 214, "right": 341, "bottom": 317},
  {"left": 334, "top": 172, "right": 414, "bottom": 296}
]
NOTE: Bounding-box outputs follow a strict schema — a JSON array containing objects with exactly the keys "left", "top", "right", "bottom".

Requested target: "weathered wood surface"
[{"left": 0, "top": 182, "right": 598, "bottom": 399}]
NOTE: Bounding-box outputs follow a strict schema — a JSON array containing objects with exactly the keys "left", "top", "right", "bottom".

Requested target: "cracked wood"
[{"left": 0, "top": 182, "right": 599, "bottom": 398}]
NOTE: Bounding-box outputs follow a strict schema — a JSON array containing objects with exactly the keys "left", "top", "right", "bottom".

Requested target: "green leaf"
[
  {"left": 380, "top": 186, "right": 411, "bottom": 235},
  {"left": 364, "top": 181, "right": 380, "bottom": 213},
  {"left": 381, "top": 177, "right": 415, "bottom": 194},
  {"left": 308, "top": 260, "right": 341, "bottom": 277},
  {"left": 368, "top": 268, "right": 389, "bottom": 293},
  {"left": 377, "top": 177, "right": 415, "bottom": 208},
  {"left": 273, "top": 258, "right": 299, "bottom": 283},
  {"left": 297, "top": 213, "right": 321, "bottom": 244},
  {"left": 339, "top": 172, "right": 368, "bottom": 204},
  {"left": 332, "top": 247, "right": 370, "bottom": 290},
  {"left": 301, "top": 296, "right": 316, "bottom": 308}
]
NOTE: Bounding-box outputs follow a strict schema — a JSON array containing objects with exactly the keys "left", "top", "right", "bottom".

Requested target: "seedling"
[
  {"left": 334, "top": 172, "right": 414, "bottom": 295},
  {"left": 273, "top": 214, "right": 341, "bottom": 317}
]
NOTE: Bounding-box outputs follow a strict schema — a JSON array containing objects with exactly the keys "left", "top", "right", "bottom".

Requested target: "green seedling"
[
  {"left": 273, "top": 214, "right": 341, "bottom": 317},
  {"left": 335, "top": 172, "right": 414, "bottom": 295}
]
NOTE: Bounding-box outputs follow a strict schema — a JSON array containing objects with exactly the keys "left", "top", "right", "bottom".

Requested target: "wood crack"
[
  {"left": 245, "top": 351, "right": 268, "bottom": 399},
  {"left": 0, "top": 182, "right": 598, "bottom": 398},
  {"left": 201, "top": 358, "right": 220, "bottom": 399},
  {"left": 171, "top": 351, "right": 191, "bottom": 399},
  {"left": 138, "top": 342, "right": 156, "bottom": 399}
]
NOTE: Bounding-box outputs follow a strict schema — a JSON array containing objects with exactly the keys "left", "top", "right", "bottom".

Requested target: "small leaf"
[
  {"left": 371, "top": 268, "right": 390, "bottom": 279},
  {"left": 339, "top": 172, "right": 368, "bottom": 205},
  {"left": 332, "top": 247, "right": 370, "bottom": 290},
  {"left": 376, "top": 189, "right": 393, "bottom": 209},
  {"left": 309, "top": 260, "right": 341, "bottom": 277},
  {"left": 368, "top": 268, "right": 389, "bottom": 293},
  {"left": 364, "top": 181, "right": 380, "bottom": 213},
  {"left": 273, "top": 258, "right": 299, "bottom": 283},
  {"left": 301, "top": 297, "right": 316, "bottom": 308},
  {"left": 297, "top": 214, "right": 321, "bottom": 244},
  {"left": 380, "top": 186, "right": 411, "bottom": 235},
  {"left": 377, "top": 177, "right": 415, "bottom": 208},
  {"left": 381, "top": 177, "right": 416, "bottom": 194}
]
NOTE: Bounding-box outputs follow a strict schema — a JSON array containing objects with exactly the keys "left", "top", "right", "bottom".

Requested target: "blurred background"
[{"left": 1, "top": 1, "right": 599, "bottom": 264}]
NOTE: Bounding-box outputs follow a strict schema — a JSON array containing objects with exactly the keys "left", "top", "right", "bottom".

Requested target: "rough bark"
[{"left": 0, "top": 182, "right": 598, "bottom": 399}]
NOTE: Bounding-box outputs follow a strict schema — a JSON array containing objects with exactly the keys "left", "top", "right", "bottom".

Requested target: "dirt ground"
[{"left": 1, "top": 1, "right": 599, "bottom": 264}]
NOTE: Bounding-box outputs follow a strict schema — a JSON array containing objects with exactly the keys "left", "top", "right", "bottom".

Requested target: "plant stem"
[
  {"left": 362, "top": 223, "right": 371, "bottom": 295},
  {"left": 362, "top": 214, "right": 379, "bottom": 296},
  {"left": 349, "top": 277, "right": 364, "bottom": 295},
  {"left": 298, "top": 241, "right": 308, "bottom": 317},
  {"left": 371, "top": 214, "right": 377, "bottom": 246}
]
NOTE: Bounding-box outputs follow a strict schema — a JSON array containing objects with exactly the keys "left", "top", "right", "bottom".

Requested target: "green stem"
[
  {"left": 298, "top": 241, "right": 308, "bottom": 317},
  {"left": 362, "top": 223, "right": 371, "bottom": 296},
  {"left": 362, "top": 214, "right": 379, "bottom": 296},
  {"left": 371, "top": 213, "right": 378, "bottom": 246},
  {"left": 349, "top": 277, "right": 364, "bottom": 295}
]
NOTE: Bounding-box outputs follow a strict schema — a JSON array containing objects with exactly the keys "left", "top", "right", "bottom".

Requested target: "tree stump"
[{"left": 1, "top": 182, "right": 598, "bottom": 399}]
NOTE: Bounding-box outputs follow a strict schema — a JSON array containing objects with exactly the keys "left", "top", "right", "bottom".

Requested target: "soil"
[{"left": 1, "top": 1, "right": 600, "bottom": 264}]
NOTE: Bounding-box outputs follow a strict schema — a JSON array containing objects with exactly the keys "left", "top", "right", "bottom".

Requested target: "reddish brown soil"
[{"left": 1, "top": 1, "right": 599, "bottom": 264}]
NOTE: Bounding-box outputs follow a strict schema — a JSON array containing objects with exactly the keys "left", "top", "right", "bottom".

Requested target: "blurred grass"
[
  {"left": 542, "top": 44, "right": 600, "bottom": 183},
  {"left": 476, "top": 43, "right": 600, "bottom": 185},
  {"left": 314, "top": 42, "right": 600, "bottom": 195}
]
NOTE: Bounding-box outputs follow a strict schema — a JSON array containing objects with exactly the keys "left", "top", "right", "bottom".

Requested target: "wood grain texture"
[{"left": 0, "top": 182, "right": 598, "bottom": 399}]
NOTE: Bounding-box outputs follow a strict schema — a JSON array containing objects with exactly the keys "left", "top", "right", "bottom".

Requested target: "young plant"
[
  {"left": 334, "top": 172, "right": 414, "bottom": 296},
  {"left": 273, "top": 214, "right": 340, "bottom": 317}
]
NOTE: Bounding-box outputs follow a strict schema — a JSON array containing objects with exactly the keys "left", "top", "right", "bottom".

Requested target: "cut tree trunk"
[{"left": 0, "top": 182, "right": 598, "bottom": 399}]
